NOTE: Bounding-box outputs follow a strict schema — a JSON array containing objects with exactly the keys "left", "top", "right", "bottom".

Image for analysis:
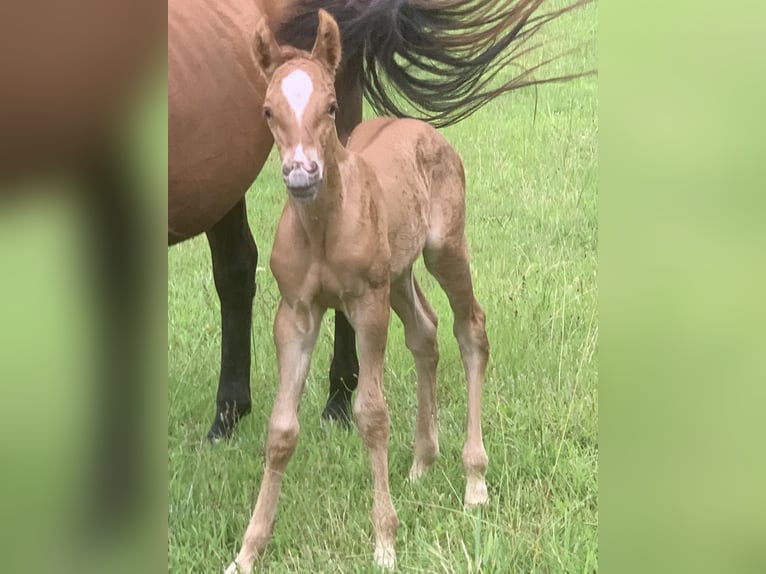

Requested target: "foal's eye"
[
  {"left": 327, "top": 101, "right": 338, "bottom": 117},
  {"left": 263, "top": 107, "right": 273, "bottom": 121}
]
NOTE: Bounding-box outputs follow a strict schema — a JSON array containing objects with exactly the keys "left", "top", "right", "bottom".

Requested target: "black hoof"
[
  {"left": 321, "top": 393, "right": 353, "bottom": 428},
  {"left": 207, "top": 401, "right": 251, "bottom": 442}
]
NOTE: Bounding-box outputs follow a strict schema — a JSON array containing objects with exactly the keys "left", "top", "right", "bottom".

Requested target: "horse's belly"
[
  {"left": 168, "top": 107, "right": 272, "bottom": 238},
  {"left": 168, "top": 0, "right": 272, "bottom": 238}
]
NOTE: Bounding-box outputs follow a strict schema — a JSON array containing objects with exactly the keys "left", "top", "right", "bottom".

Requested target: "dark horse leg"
[
  {"left": 206, "top": 198, "right": 258, "bottom": 440},
  {"left": 322, "top": 310, "right": 359, "bottom": 425}
]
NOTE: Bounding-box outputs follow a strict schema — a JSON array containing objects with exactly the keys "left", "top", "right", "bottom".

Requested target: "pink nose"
[{"left": 282, "top": 160, "right": 318, "bottom": 176}]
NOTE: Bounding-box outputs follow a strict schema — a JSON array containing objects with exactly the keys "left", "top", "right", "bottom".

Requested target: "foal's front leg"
[
  {"left": 227, "top": 299, "right": 323, "bottom": 574},
  {"left": 346, "top": 287, "right": 399, "bottom": 570}
]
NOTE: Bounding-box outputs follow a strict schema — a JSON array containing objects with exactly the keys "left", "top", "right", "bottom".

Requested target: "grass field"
[{"left": 168, "top": 3, "right": 597, "bottom": 572}]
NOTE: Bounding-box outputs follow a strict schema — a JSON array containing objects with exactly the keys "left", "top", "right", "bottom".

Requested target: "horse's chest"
[
  {"left": 315, "top": 264, "right": 369, "bottom": 308},
  {"left": 272, "top": 255, "right": 365, "bottom": 307}
]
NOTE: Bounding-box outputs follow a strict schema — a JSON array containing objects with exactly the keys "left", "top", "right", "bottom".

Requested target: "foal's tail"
[{"left": 275, "top": 0, "right": 594, "bottom": 128}]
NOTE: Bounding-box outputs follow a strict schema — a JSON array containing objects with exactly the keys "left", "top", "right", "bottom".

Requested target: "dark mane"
[{"left": 274, "top": 0, "right": 593, "bottom": 128}]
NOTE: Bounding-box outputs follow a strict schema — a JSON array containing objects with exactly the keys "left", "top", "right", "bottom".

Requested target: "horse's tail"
[{"left": 275, "top": 0, "right": 593, "bottom": 128}]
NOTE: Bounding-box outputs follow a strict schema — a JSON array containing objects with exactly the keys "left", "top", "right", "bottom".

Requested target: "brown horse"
[
  {"left": 228, "top": 11, "right": 491, "bottom": 571},
  {"left": 169, "top": 0, "right": 591, "bottom": 440}
]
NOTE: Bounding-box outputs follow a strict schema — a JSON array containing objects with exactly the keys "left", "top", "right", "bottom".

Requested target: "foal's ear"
[
  {"left": 311, "top": 9, "right": 342, "bottom": 74},
  {"left": 253, "top": 18, "right": 281, "bottom": 79}
]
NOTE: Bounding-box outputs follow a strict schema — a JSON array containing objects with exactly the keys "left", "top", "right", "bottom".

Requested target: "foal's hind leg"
[
  {"left": 206, "top": 198, "right": 258, "bottom": 441},
  {"left": 424, "top": 238, "right": 489, "bottom": 507},
  {"left": 390, "top": 269, "right": 440, "bottom": 481}
]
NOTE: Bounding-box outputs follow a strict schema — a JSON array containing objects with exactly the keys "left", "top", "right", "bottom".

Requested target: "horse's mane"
[{"left": 274, "top": 0, "right": 593, "bottom": 128}]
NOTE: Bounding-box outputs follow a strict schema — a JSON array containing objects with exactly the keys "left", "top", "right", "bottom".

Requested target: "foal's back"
[{"left": 347, "top": 117, "right": 467, "bottom": 276}]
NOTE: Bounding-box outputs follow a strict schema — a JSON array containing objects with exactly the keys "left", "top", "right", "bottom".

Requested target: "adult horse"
[{"left": 168, "top": 0, "right": 589, "bottom": 440}]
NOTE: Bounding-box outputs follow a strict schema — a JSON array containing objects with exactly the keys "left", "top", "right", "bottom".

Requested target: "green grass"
[{"left": 168, "top": 4, "right": 596, "bottom": 572}]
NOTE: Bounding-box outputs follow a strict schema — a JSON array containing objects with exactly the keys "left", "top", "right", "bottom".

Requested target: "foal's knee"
[
  {"left": 354, "top": 393, "right": 390, "bottom": 447},
  {"left": 454, "top": 302, "right": 489, "bottom": 358},
  {"left": 266, "top": 414, "right": 299, "bottom": 467},
  {"left": 404, "top": 319, "right": 439, "bottom": 363}
]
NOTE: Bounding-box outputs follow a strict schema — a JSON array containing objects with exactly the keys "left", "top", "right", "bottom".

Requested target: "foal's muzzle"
[{"left": 282, "top": 160, "right": 322, "bottom": 201}]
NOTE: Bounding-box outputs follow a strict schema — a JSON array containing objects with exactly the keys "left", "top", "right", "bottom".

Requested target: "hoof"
[
  {"left": 374, "top": 540, "right": 396, "bottom": 570},
  {"left": 408, "top": 456, "right": 435, "bottom": 482},
  {"left": 207, "top": 401, "right": 251, "bottom": 442},
  {"left": 321, "top": 394, "right": 353, "bottom": 428},
  {"left": 464, "top": 475, "right": 489, "bottom": 508},
  {"left": 224, "top": 561, "right": 250, "bottom": 574}
]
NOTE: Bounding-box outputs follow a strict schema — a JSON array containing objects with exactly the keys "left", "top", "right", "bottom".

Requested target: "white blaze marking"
[
  {"left": 294, "top": 145, "right": 307, "bottom": 164},
  {"left": 281, "top": 70, "right": 313, "bottom": 125}
]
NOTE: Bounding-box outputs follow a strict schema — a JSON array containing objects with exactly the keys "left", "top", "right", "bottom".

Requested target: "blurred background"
[
  {"left": 600, "top": 1, "right": 766, "bottom": 573},
  {"left": 0, "top": 2, "right": 166, "bottom": 572}
]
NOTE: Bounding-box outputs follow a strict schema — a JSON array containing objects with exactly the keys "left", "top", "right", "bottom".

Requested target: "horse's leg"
[
  {"left": 227, "top": 300, "right": 323, "bottom": 574},
  {"left": 322, "top": 56, "right": 364, "bottom": 426},
  {"left": 390, "top": 269, "right": 440, "bottom": 481},
  {"left": 206, "top": 198, "right": 258, "bottom": 441},
  {"left": 347, "top": 287, "right": 399, "bottom": 569},
  {"left": 424, "top": 237, "right": 490, "bottom": 507},
  {"left": 322, "top": 310, "right": 358, "bottom": 425}
]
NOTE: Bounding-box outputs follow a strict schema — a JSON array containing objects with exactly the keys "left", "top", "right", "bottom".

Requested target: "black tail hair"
[{"left": 274, "top": 0, "right": 593, "bottom": 128}]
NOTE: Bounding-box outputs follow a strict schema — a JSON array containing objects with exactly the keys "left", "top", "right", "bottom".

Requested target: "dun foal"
[{"left": 228, "top": 11, "right": 489, "bottom": 572}]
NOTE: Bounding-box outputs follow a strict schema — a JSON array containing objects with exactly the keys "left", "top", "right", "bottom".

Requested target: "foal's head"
[{"left": 254, "top": 10, "right": 342, "bottom": 202}]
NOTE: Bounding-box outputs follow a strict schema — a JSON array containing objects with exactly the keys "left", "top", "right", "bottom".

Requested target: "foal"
[{"left": 228, "top": 11, "right": 489, "bottom": 571}]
